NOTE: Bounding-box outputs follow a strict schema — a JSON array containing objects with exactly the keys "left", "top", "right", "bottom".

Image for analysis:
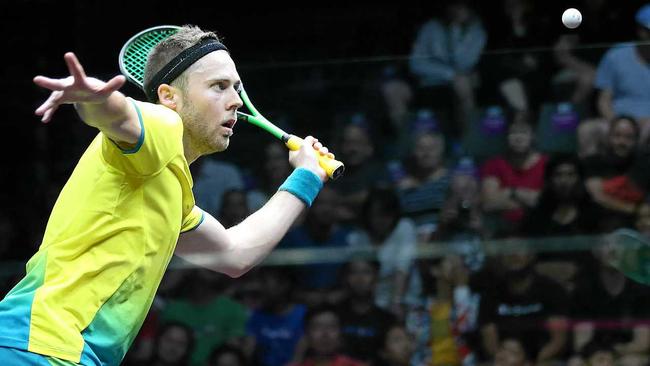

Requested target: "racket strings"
[{"left": 123, "top": 29, "right": 179, "bottom": 85}]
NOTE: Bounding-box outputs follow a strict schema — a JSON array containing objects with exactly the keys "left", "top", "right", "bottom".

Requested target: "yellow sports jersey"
[{"left": 0, "top": 99, "right": 203, "bottom": 366}]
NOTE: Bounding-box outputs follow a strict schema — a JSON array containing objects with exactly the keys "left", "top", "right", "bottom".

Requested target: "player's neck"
[{"left": 183, "top": 135, "right": 202, "bottom": 164}]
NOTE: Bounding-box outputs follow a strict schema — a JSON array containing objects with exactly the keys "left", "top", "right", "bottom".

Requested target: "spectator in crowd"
[
  {"left": 244, "top": 266, "right": 306, "bottom": 366},
  {"left": 192, "top": 156, "right": 246, "bottom": 218},
  {"left": 336, "top": 258, "right": 396, "bottom": 362},
  {"left": 208, "top": 344, "right": 248, "bottom": 366},
  {"left": 218, "top": 189, "right": 251, "bottom": 229},
  {"left": 578, "top": 4, "right": 650, "bottom": 155},
  {"left": 123, "top": 310, "right": 162, "bottom": 365},
  {"left": 481, "top": 0, "right": 552, "bottom": 114},
  {"left": 231, "top": 268, "right": 264, "bottom": 312},
  {"left": 409, "top": 255, "right": 480, "bottom": 366},
  {"left": 161, "top": 269, "right": 248, "bottom": 366},
  {"left": 330, "top": 120, "right": 389, "bottom": 224},
  {"left": 571, "top": 239, "right": 650, "bottom": 366},
  {"left": 597, "top": 4, "right": 650, "bottom": 130},
  {"left": 522, "top": 154, "right": 597, "bottom": 238},
  {"left": 247, "top": 142, "right": 293, "bottom": 211},
  {"left": 377, "top": 68, "right": 415, "bottom": 149},
  {"left": 582, "top": 116, "right": 640, "bottom": 226},
  {"left": 372, "top": 323, "right": 416, "bottom": 366},
  {"left": 279, "top": 187, "right": 352, "bottom": 305},
  {"left": 494, "top": 337, "right": 532, "bottom": 366},
  {"left": 396, "top": 130, "right": 451, "bottom": 241},
  {"left": 288, "top": 305, "right": 366, "bottom": 366},
  {"left": 478, "top": 246, "right": 569, "bottom": 363},
  {"left": 409, "top": 0, "right": 487, "bottom": 136},
  {"left": 521, "top": 154, "right": 598, "bottom": 291},
  {"left": 481, "top": 121, "right": 548, "bottom": 236},
  {"left": 550, "top": 0, "right": 627, "bottom": 111},
  {"left": 347, "top": 186, "right": 419, "bottom": 316},
  {"left": 568, "top": 339, "right": 617, "bottom": 366},
  {"left": 146, "top": 322, "right": 194, "bottom": 366},
  {"left": 435, "top": 157, "right": 485, "bottom": 244}
]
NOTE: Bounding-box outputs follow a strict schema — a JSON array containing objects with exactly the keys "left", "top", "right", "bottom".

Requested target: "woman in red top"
[{"left": 480, "top": 121, "right": 548, "bottom": 235}]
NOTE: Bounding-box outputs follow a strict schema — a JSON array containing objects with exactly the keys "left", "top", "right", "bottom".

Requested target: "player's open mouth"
[{"left": 222, "top": 119, "right": 237, "bottom": 129}]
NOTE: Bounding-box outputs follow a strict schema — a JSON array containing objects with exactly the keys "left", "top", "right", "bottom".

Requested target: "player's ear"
[{"left": 158, "top": 84, "right": 180, "bottom": 110}]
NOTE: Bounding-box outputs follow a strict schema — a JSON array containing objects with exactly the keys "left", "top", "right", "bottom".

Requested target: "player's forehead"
[{"left": 187, "top": 50, "right": 240, "bottom": 84}]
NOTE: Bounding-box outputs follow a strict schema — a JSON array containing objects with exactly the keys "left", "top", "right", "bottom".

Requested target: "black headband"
[{"left": 144, "top": 38, "right": 229, "bottom": 102}]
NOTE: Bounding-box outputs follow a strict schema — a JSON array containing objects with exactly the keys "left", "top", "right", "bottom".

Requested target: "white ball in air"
[{"left": 562, "top": 8, "right": 582, "bottom": 29}]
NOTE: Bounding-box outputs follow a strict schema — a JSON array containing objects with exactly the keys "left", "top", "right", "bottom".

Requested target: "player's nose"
[{"left": 228, "top": 88, "right": 243, "bottom": 110}]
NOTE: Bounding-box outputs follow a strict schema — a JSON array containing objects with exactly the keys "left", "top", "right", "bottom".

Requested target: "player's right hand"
[
  {"left": 34, "top": 52, "right": 126, "bottom": 123},
  {"left": 288, "top": 136, "right": 333, "bottom": 183}
]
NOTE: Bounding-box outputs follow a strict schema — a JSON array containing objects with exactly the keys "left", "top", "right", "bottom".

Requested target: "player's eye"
[{"left": 213, "top": 82, "right": 228, "bottom": 90}]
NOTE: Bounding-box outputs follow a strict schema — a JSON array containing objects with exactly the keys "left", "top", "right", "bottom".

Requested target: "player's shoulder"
[
  {"left": 130, "top": 99, "right": 183, "bottom": 129},
  {"left": 603, "top": 42, "right": 636, "bottom": 59}
]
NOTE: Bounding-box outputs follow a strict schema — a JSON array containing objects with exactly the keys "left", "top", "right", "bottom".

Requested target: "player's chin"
[{"left": 211, "top": 136, "right": 230, "bottom": 152}]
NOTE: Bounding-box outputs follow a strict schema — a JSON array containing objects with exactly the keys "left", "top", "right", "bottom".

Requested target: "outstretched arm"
[
  {"left": 177, "top": 136, "right": 331, "bottom": 278},
  {"left": 34, "top": 52, "right": 140, "bottom": 146}
]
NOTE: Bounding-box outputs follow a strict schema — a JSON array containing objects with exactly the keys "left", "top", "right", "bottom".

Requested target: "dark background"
[{"left": 0, "top": 0, "right": 646, "bottom": 259}]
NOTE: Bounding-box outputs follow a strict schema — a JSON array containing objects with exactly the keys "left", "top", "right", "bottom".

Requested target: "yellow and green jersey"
[{"left": 0, "top": 99, "right": 203, "bottom": 365}]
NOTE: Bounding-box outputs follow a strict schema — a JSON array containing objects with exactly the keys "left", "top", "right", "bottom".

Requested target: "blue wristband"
[{"left": 279, "top": 168, "right": 323, "bottom": 207}]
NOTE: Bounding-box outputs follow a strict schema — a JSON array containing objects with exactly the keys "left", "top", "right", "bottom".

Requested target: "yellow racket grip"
[{"left": 284, "top": 135, "right": 345, "bottom": 180}]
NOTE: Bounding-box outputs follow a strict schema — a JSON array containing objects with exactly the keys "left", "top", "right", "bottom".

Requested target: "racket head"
[
  {"left": 600, "top": 228, "right": 650, "bottom": 284},
  {"left": 118, "top": 25, "right": 181, "bottom": 89}
]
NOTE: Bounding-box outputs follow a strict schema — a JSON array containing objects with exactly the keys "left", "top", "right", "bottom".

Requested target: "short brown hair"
[{"left": 143, "top": 25, "right": 223, "bottom": 92}]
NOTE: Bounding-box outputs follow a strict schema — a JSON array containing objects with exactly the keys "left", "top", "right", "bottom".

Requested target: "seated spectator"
[
  {"left": 330, "top": 120, "right": 389, "bottom": 224},
  {"left": 347, "top": 186, "right": 419, "bottom": 316},
  {"left": 160, "top": 269, "right": 248, "bottom": 366},
  {"left": 377, "top": 68, "right": 415, "bottom": 150},
  {"left": 372, "top": 323, "right": 416, "bottom": 366},
  {"left": 409, "top": 0, "right": 487, "bottom": 136},
  {"left": 478, "top": 247, "right": 569, "bottom": 363},
  {"left": 395, "top": 130, "right": 451, "bottom": 241},
  {"left": 336, "top": 258, "right": 396, "bottom": 362},
  {"left": 244, "top": 266, "right": 305, "bottom": 366},
  {"left": 598, "top": 4, "right": 650, "bottom": 130},
  {"left": 582, "top": 116, "right": 640, "bottom": 225},
  {"left": 385, "top": 108, "right": 439, "bottom": 162},
  {"left": 494, "top": 337, "right": 532, "bottom": 366},
  {"left": 208, "top": 344, "right": 248, "bottom": 366},
  {"left": 571, "top": 242, "right": 650, "bottom": 366},
  {"left": 481, "top": 121, "right": 548, "bottom": 236},
  {"left": 578, "top": 4, "right": 650, "bottom": 155},
  {"left": 218, "top": 189, "right": 251, "bottom": 229},
  {"left": 435, "top": 157, "right": 485, "bottom": 248},
  {"left": 409, "top": 255, "right": 480, "bottom": 366},
  {"left": 231, "top": 268, "right": 264, "bottom": 312},
  {"left": 288, "top": 305, "right": 366, "bottom": 366},
  {"left": 551, "top": 0, "right": 625, "bottom": 111},
  {"left": 279, "top": 187, "right": 352, "bottom": 305},
  {"left": 124, "top": 310, "right": 161, "bottom": 365},
  {"left": 523, "top": 154, "right": 597, "bottom": 238},
  {"left": 569, "top": 339, "right": 617, "bottom": 366},
  {"left": 247, "top": 142, "right": 293, "bottom": 211},
  {"left": 192, "top": 157, "right": 245, "bottom": 218},
  {"left": 521, "top": 154, "right": 598, "bottom": 290},
  {"left": 147, "top": 322, "right": 194, "bottom": 366},
  {"left": 481, "top": 0, "right": 552, "bottom": 114}
]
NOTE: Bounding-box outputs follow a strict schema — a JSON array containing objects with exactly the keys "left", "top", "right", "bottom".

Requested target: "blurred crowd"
[{"left": 4, "top": 0, "right": 650, "bottom": 365}]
